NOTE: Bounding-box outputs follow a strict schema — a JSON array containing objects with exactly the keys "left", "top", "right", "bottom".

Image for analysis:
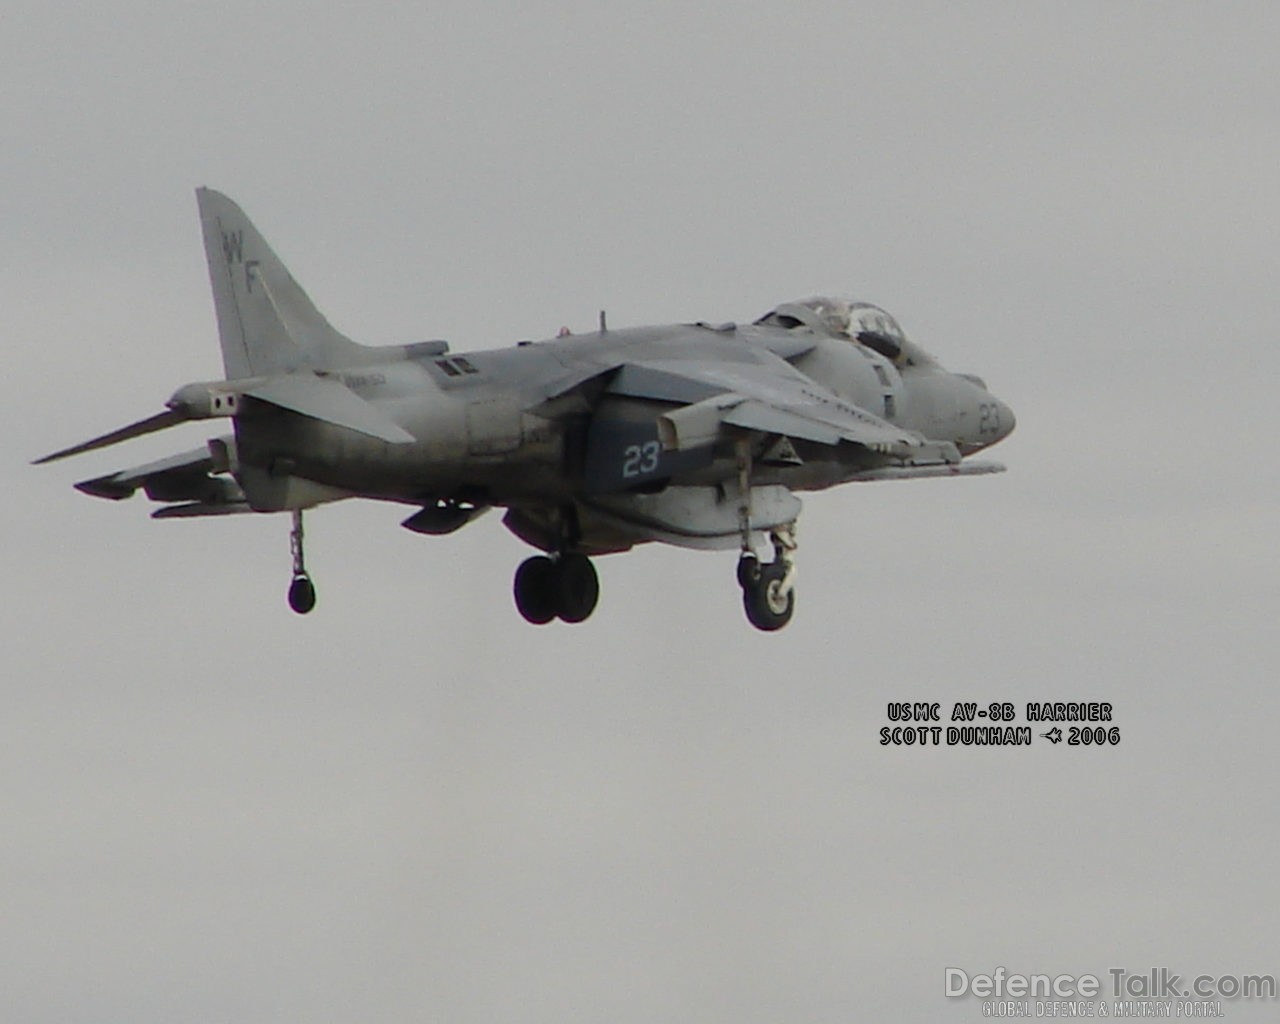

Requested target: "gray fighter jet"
[{"left": 36, "top": 189, "right": 1014, "bottom": 630}]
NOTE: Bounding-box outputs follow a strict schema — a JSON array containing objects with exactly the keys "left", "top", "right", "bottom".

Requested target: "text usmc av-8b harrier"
[{"left": 37, "top": 189, "right": 1015, "bottom": 630}]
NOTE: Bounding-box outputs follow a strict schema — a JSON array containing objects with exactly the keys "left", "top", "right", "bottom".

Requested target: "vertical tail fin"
[{"left": 197, "top": 188, "right": 365, "bottom": 379}]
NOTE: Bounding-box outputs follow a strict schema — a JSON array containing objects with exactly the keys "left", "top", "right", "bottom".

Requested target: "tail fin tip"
[{"left": 196, "top": 188, "right": 363, "bottom": 380}]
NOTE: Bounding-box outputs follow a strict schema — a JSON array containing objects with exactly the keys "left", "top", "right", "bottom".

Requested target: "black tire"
[
  {"left": 743, "top": 561, "right": 794, "bottom": 631},
  {"left": 514, "top": 555, "right": 558, "bottom": 625},
  {"left": 555, "top": 552, "right": 599, "bottom": 624},
  {"left": 736, "top": 553, "right": 760, "bottom": 588},
  {"left": 288, "top": 574, "right": 316, "bottom": 615}
]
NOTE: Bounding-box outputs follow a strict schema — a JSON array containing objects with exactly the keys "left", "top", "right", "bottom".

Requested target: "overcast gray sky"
[{"left": 4, "top": 2, "right": 1278, "bottom": 1021}]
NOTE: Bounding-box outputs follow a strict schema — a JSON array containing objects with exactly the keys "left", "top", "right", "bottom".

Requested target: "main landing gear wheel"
[
  {"left": 514, "top": 555, "right": 558, "bottom": 624},
  {"left": 554, "top": 552, "right": 599, "bottom": 624},
  {"left": 513, "top": 553, "right": 600, "bottom": 625}
]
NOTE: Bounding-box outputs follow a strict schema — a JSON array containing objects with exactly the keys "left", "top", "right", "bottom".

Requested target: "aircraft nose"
[
  {"left": 958, "top": 374, "right": 1015, "bottom": 447},
  {"left": 971, "top": 390, "right": 1015, "bottom": 451},
  {"left": 993, "top": 397, "right": 1015, "bottom": 441}
]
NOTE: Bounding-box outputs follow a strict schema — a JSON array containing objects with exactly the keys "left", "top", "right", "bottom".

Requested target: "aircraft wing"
[{"left": 607, "top": 357, "right": 939, "bottom": 456}]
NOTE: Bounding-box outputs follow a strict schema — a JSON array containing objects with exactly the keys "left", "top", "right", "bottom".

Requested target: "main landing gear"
[
  {"left": 513, "top": 551, "right": 600, "bottom": 625},
  {"left": 287, "top": 509, "right": 317, "bottom": 614}
]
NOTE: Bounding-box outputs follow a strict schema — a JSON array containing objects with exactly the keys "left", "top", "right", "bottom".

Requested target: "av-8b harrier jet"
[{"left": 37, "top": 189, "right": 1014, "bottom": 630}]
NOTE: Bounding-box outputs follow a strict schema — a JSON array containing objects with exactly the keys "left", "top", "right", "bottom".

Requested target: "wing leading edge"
[{"left": 607, "top": 355, "right": 953, "bottom": 461}]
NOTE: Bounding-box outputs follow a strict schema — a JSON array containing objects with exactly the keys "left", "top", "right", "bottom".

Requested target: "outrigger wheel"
[
  {"left": 288, "top": 574, "right": 317, "bottom": 615},
  {"left": 513, "top": 552, "right": 600, "bottom": 625},
  {"left": 286, "top": 510, "right": 317, "bottom": 615}
]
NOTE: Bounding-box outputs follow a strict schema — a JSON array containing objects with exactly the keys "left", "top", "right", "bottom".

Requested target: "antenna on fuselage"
[{"left": 599, "top": 310, "right": 608, "bottom": 333}]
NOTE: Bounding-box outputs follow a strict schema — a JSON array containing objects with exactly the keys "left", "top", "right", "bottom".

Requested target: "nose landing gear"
[
  {"left": 737, "top": 523, "right": 796, "bottom": 631},
  {"left": 732, "top": 437, "right": 797, "bottom": 631}
]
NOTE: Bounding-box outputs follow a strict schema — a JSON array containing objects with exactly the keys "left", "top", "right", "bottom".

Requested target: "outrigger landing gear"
[
  {"left": 513, "top": 551, "right": 600, "bottom": 625},
  {"left": 287, "top": 510, "right": 317, "bottom": 615}
]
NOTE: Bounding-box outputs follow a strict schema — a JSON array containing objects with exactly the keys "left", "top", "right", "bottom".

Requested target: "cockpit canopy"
[
  {"left": 765, "top": 296, "right": 903, "bottom": 340},
  {"left": 757, "top": 296, "right": 930, "bottom": 365}
]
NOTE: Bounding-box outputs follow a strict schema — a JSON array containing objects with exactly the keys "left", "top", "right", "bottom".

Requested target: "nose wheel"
[
  {"left": 287, "top": 510, "right": 317, "bottom": 615},
  {"left": 732, "top": 438, "right": 798, "bottom": 631},
  {"left": 737, "top": 524, "right": 797, "bottom": 632},
  {"left": 513, "top": 551, "right": 599, "bottom": 625}
]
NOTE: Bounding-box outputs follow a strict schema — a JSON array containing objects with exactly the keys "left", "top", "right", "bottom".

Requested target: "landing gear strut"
[
  {"left": 513, "top": 551, "right": 600, "bottom": 625},
  {"left": 287, "top": 510, "right": 316, "bottom": 614},
  {"left": 733, "top": 437, "right": 797, "bottom": 631}
]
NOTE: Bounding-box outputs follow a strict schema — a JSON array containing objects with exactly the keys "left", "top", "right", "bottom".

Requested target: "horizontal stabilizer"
[
  {"left": 73, "top": 445, "right": 246, "bottom": 508},
  {"left": 33, "top": 410, "right": 186, "bottom": 465},
  {"left": 75, "top": 446, "right": 212, "bottom": 499},
  {"left": 244, "top": 374, "right": 415, "bottom": 444}
]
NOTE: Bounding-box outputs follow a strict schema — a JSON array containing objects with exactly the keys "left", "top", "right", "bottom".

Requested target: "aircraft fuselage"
[{"left": 232, "top": 321, "right": 1014, "bottom": 513}]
